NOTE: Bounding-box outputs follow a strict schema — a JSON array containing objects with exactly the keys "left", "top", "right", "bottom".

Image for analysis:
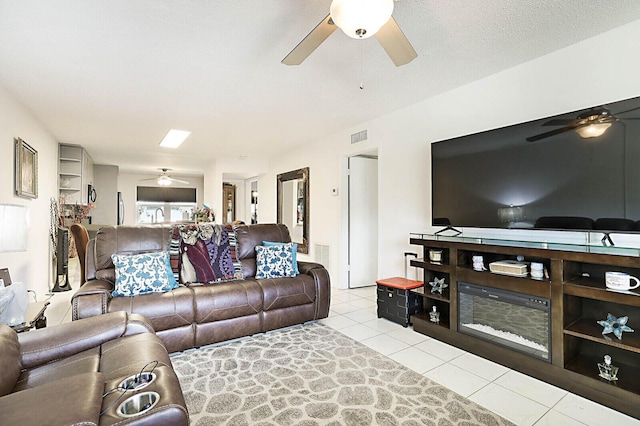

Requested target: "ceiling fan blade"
[
  {"left": 140, "top": 177, "right": 159, "bottom": 181},
  {"left": 168, "top": 177, "right": 189, "bottom": 185},
  {"left": 612, "top": 105, "right": 640, "bottom": 116},
  {"left": 374, "top": 16, "right": 417, "bottom": 67},
  {"left": 526, "top": 125, "right": 576, "bottom": 142},
  {"left": 542, "top": 118, "right": 580, "bottom": 127},
  {"left": 282, "top": 14, "right": 337, "bottom": 65}
]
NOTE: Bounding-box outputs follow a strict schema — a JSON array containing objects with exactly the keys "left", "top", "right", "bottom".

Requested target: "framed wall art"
[{"left": 15, "top": 137, "right": 38, "bottom": 199}]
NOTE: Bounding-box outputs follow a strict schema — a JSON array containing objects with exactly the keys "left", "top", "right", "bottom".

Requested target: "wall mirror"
[{"left": 277, "top": 167, "right": 309, "bottom": 254}]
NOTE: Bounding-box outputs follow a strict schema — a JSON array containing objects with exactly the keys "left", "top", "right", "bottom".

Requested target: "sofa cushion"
[
  {"left": 95, "top": 226, "right": 172, "bottom": 271},
  {"left": 14, "top": 347, "right": 101, "bottom": 392},
  {"left": 111, "top": 251, "right": 178, "bottom": 297},
  {"left": 108, "top": 286, "right": 195, "bottom": 333},
  {"left": 255, "top": 243, "right": 296, "bottom": 279},
  {"left": 257, "top": 275, "right": 316, "bottom": 311},
  {"left": 191, "top": 280, "right": 263, "bottom": 323},
  {"left": 0, "top": 325, "right": 21, "bottom": 397},
  {"left": 235, "top": 224, "right": 292, "bottom": 278},
  {"left": 0, "top": 372, "right": 104, "bottom": 426}
]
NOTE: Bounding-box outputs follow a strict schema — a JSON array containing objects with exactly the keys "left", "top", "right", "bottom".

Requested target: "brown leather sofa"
[
  {"left": 0, "top": 311, "right": 188, "bottom": 425},
  {"left": 72, "top": 223, "right": 331, "bottom": 353}
]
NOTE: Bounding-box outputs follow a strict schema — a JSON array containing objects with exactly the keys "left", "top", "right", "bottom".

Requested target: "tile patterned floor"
[
  {"left": 320, "top": 286, "right": 640, "bottom": 426},
  {"left": 44, "top": 264, "right": 639, "bottom": 426}
]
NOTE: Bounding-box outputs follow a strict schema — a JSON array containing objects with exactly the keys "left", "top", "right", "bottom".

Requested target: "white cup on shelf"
[
  {"left": 530, "top": 262, "right": 544, "bottom": 278},
  {"left": 429, "top": 250, "right": 443, "bottom": 263},
  {"left": 605, "top": 271, "right": 640, "bottom": 291},
  {"left": 472, "top": 255, "right": 485, "bottom": 271}
]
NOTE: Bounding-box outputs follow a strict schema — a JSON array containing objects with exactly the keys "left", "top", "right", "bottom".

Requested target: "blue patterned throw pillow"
[
  {"left": 262, "top": 241, "right": 299, "bottom": 275},
  {"left": 111, "top": 251, "right": 179, "bottom": 297},
  {"left": 255, "top": 243, "right": 296, "bottom": 279}
]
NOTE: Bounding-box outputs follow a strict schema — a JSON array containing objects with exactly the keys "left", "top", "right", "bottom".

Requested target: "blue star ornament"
[
  {"left": 597, "top": 313, "right": 634, "bottom": 340},
  {"left": 429, "top": 277, "right": 448, "bottom": 295}
]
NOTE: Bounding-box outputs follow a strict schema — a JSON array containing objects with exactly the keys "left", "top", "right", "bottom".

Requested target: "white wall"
[
  {"left": 203, "top": 157, "right": 270, "bottom": 223},
  {"left": 265, "top": 19, "right": 640, "bottom": 289},
  {"left": 0, "top": 85, "right": 59, "bottom": 297},
  {"left": 3, "top": 19, "right": 640, "bottom": 295},
  {"left": 117, "top": 172, "right": 204, "bottom": 225}
]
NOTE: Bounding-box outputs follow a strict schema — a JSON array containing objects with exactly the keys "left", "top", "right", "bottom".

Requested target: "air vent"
[
  {"left": 351, "top": 130, "right": 367, "bottom": 144},
  {"left": 314, "top": 244, "right": 330, "bottom": 269}
]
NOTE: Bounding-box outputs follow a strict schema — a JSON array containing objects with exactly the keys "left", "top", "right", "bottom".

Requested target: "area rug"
[{"left": 171, "top": 323, "right": 514, "bottom": 426}]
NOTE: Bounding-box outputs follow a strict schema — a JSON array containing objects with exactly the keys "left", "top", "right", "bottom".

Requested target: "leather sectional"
[
  {"left": 0, "top": 311, "right": 188, "bottom": 425},
  {"left": 72, "top": 223, "right": 331, "bottom": 353}
]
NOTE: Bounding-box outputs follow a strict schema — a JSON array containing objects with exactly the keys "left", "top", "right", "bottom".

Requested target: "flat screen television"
[{"left": 431, "top": 95, "right": 640, "bottom": 232}]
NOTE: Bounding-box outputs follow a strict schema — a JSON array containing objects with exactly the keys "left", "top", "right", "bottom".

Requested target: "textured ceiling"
[{"left": 1, "top": 1, "right": 640, "bottom": 175}]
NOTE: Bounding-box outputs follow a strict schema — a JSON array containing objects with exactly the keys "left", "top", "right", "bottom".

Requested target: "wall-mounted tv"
[{"left": 431, "top": 95, "right": 640, "bottom": 232}]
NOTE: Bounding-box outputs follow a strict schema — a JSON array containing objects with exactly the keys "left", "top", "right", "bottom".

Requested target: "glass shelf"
[{"left": 410, "top": 232, "right": 640, "bottom": 257}]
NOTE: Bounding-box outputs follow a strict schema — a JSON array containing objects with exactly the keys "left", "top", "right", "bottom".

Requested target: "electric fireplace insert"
[{"left": 458, "top": 282, "right": 551, "bottom": 362}]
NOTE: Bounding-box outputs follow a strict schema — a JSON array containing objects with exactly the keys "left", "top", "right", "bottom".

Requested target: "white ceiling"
[{"left": 1, "top": 1, "right": 640, "bottom": 175}]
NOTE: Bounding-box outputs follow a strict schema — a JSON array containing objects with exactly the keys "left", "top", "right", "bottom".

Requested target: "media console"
[{"left": 409, "top": 233, "right": 640, "bottom": 419}]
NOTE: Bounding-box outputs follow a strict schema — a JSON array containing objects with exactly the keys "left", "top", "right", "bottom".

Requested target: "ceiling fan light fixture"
[
  {"left": 157, "top": 175, "right": 172, "bottom": 186},
  {"left": 330, "top": 0, "right": 394, "bottom": 39},
  {"left": 576, "top": 122, "right": 611, "bottom": 138}
]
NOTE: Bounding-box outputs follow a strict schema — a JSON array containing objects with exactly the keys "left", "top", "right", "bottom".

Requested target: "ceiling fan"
[
  {"left": 527, "top": 106, "right": 640, "bottom": 142},
  {"left": 282, "top": 0, "right": 417, "bottom": 67},
  {"left": 141, "top": 168, "right": 189, "bottom": 186}
]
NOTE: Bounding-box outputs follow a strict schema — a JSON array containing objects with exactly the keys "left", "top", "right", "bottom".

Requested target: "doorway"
[
  {"left": 347, "top": 153, "right": 378, "bottom": 288},
  {"left": 222, "top": 183, "right": 235, "bottom": 224},
  {"left": 250, "top": 180, "right": 258, "bottom": 224}
]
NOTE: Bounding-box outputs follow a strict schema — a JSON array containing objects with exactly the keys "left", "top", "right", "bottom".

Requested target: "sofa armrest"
[
  {"left": 297, "top": 260, "right": 324, "bottom": 274},
  {"left": 0, "top": 372, "right": 104, "bottom": 425},
  {"left": 299, "top": 261, "right": 331, "bottom": 319},
  {"left": 18, "top": 311, "right": 154, "bottom": 369},
  {"left": 72, "top": 278, "right": 114, "bottom": 320}
]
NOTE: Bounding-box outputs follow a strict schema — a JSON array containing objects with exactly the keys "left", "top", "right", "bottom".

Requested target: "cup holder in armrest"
[
  {"left": 119, "top": 372, "right": 156, "bottom": 391},
  {"left": 117, "top": 391, "right": 159, "bottom": 418}
]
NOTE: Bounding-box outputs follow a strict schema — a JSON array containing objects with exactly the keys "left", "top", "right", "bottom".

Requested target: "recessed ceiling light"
[{"left": 159, "top": 129, "right": 191, "bottom": 148}]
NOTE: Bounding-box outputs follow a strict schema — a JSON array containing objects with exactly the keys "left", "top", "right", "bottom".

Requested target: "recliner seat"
[{"left": 0, "top": 311, "right": 188, "bottom": 425}]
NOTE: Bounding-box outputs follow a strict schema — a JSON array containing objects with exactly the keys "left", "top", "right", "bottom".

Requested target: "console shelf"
[
  {"left": 410, "top": 286, "right": 450, "bottom": 303},
  {"left": 411, "top": 260, "right": 450, "bottom": 273},
  {"left": 413, "top": 311, "right": 450, "bottom": 330},
  {"left": 565, "top": 353, "right": 640, "bottom": 395},
  {"left": 564, "top": 280, "right": 640, "bottom": 306},
  {"left": 410, "top": 234, "right": 640, "bottom": 419},
  {"left": 456, "top": 268, "right": 551, "bottom": 299},
  {"left": 564, "top": 318, "right": 640, "bottom": 353}
]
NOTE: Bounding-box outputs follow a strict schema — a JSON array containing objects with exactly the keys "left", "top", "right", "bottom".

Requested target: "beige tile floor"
[
  {"left": 320, "top": 286, "right": 640, "bottom": 426},
  {"left": 44, "top": 260, "right": 639, "bottom": 425}
]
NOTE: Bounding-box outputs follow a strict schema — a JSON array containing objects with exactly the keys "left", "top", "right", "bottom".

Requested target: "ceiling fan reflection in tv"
[{"left": 526, "top": 106, "right": 640, "bottom": 142}]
